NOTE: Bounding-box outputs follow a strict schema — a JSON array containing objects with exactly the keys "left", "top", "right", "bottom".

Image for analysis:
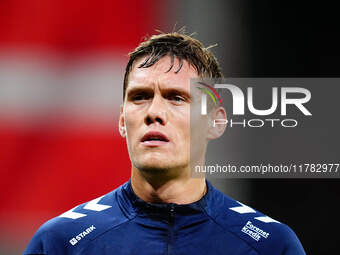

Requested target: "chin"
[
  {"left": 136, "top": 160, "right": 171, "bottom": 171},
  {"left": 134, "top": 158, "right": 186, "bottom": 173}
]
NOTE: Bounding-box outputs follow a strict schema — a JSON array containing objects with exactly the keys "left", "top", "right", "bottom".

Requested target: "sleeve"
[
  {"left": 281, "top": 227, "right": 306, "bottom": 255},
  {"left": 23, "top": 226, "right": 48, "bottom": 255},
  {"left": 23, "top": 221, "right": 67, "bottom": 255}
]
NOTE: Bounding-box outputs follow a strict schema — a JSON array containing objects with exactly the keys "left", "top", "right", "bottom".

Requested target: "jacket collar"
[{"left": 120, "top": 178, "right": 215, "bottom": 217}]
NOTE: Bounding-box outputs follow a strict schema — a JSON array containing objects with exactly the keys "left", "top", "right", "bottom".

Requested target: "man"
[{"left": 24, "top": 32, "right": 306, "bottom": 254}]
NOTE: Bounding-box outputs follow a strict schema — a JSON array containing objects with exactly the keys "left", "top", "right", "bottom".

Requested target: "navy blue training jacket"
[{"left": 24, "top": 180, "right": 306, "bottom": 254}]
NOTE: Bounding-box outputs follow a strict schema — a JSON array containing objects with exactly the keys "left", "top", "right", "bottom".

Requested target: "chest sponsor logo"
[
  {"left": 241, "top": 221, "right": 270, "bottom": 241},
  {"left": 69, "top": 225, "right": 96, "bottom": 246}
]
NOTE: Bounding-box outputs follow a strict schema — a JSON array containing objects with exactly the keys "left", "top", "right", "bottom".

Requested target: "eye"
[
  {"left": 132, "top": 92, "right": 151, "bottom": 101},
  {"left": 166, "top": 92, "right": 186, "bottom": 103},
  {"left": 132, "top": 94, "right": 144, "bottom": 101},
  {"left": 171, "top": 95, "right": 185, "bottom": 102}
]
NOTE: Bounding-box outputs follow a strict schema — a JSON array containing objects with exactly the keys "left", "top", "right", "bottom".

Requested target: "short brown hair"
[{"left": 123, "top": 32, "right": 223, "bottom": 99}]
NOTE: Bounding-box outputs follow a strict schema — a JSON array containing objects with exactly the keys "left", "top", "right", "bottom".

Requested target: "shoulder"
[
  {"left": 204, "top": 182, "right": 306, "bottom": 255},
  {"left": 23, "top": 182, "right": 132, "bottom": 255}
]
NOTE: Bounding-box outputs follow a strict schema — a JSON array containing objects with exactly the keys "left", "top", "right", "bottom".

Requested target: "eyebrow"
[{"left": 162, "top": 88, "right": 192, "bottom": 102}]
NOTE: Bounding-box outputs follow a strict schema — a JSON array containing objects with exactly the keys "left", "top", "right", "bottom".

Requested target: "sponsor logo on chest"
[{"left": 69, "top": 225, "right": 96, "bottom": 246}]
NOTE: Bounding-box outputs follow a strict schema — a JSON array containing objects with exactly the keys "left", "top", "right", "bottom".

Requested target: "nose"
[{"left": 145, "top": 94, "right": 167, "bottom": 126}]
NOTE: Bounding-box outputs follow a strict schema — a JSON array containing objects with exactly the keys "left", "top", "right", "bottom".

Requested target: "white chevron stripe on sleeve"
[
  {"left": 59, "top": 207, "right": 87, "bottom": 220},
  {"left": 83, "top": 195, "right": 112, "bottom": 212},
  {"left": 229, "top": 202, "right": 256, "bottom": 214},
  {"left": 254, "top": 216, "right": 280, "bottom": 223}
]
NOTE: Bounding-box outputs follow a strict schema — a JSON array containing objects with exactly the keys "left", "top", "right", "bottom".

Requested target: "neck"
[{"left": 130, "top": 166, "right": 207, "bottom": 204}]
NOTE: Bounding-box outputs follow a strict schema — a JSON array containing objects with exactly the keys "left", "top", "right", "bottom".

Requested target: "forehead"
[{"left": 127, "top": 55, "right": 199, "bottom": 90}]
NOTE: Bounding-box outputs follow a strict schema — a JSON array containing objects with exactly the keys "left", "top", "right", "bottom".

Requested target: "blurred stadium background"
[{"left": 0, "top": 1, "right": 339, "bottom": 254}]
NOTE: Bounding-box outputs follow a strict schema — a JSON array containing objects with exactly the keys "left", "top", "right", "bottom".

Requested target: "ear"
[
  {"left": 206, "top": 106, "right": 227, "bottom": 140},
  {"left": 118, "top": 104, "right": 126, "bottom": 138}
]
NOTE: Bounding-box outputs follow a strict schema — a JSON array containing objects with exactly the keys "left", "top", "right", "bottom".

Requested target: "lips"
[{"left": 141, "top": 131, "right": 169, "bottom": 146}]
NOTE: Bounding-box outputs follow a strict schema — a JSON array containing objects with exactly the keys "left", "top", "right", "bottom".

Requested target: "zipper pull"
[{"left": 169, "top": 203, "right": 175, "bottom": 218}]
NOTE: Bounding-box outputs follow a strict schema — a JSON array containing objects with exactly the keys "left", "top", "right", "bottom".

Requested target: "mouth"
[{"left": 141, "top": 131, "right": 169, "bottom": 147}]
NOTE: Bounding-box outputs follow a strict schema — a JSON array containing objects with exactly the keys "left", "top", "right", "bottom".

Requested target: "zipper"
[{"left": 167, "top": 203, "right": 175, "bottom": 255}]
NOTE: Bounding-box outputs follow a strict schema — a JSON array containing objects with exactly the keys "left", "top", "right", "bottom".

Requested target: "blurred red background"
[{"left": 0, "top": 0, "right": 167, "bottom": 253}]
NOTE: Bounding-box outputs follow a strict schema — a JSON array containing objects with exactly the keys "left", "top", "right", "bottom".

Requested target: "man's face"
[{"left": 120, "top": 56, "right": 208, "bottom": 173}]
